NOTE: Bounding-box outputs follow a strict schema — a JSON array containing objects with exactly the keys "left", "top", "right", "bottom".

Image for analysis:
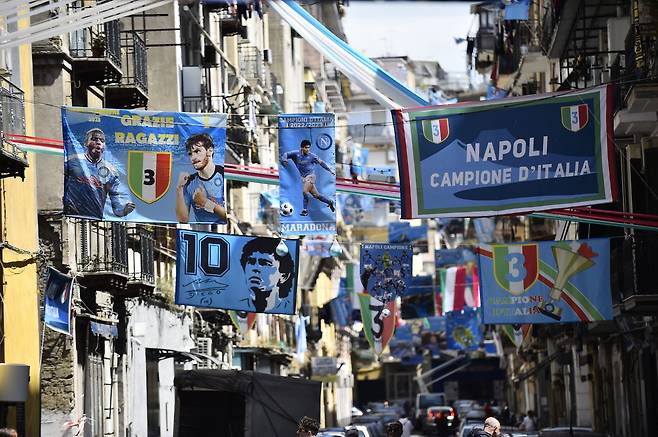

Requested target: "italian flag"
[{"left": 439, "top": 265, "right": 479, "bottom": 314}]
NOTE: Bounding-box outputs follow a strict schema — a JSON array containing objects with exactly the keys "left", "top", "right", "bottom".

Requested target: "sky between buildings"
[{"left": 342, "top": 1, "right": 477, "bottom": 74}]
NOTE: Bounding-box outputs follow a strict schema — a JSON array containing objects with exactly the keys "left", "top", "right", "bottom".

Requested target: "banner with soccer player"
[
  {"left": 62, "top": 107, "right": 227, "bottom": 224},
  {"left": 175, "top": 230, "right": 300, "bottom": 315},
  {"left": 278, "top": 114, "right": 336, "bottom": 236},
  {"left": 358, "top": 243, "right": 412, "bottom": 354},
  {"left": 44, "top": 267, "right": 74, "bottom": 335},
  {"left": 392, "top": 85, "right": 616, "bottom": 218},
  {"left": 478, "top": 238, "right": 613, "bottom": 324}
]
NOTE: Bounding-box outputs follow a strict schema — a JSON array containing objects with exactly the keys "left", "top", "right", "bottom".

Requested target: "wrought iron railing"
[
  {"left": 118, "top": 31, "right": 148, "bottom": 93},
  {"left": 127, "top": 226, "right": 155, "bottom": 285},
  {"left": 0, "top": 77, "right": 28, "bottom": 169},
  {"left": 182, "top": 96, "right": 224, "bottom": 113},
  {"left": 611, "top": 235, "right": 658, "bottom": 304},
  {"left": 69, "top": 20, "right": 121, "bottom": 67},
  {"left": 238, "top": 44, "right": 268, "bottom": 86},
  {"left": 74, "top": 219, "right": 128, "bottom": 275},
  {"left": 0, "top": 76, "right": 25, "bottom": 136}
]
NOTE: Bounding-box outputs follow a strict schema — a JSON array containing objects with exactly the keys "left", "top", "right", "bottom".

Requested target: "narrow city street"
[{"left": 0, "top": 1, "right": 657, "bottom": 437}]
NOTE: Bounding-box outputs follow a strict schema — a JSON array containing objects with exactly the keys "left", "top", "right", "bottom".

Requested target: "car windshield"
[{"left": 419, "top": 394, "right": 445, "bottom": 408}]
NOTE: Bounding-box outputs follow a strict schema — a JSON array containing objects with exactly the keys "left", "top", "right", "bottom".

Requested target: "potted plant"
[{"left": 91, "top": 34, "right": 106, "bottom": 57}]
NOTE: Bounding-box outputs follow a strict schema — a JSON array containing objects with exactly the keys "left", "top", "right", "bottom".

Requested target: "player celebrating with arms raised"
[{"left": 280, "top": 139, "right": 335, "bottom": 216}]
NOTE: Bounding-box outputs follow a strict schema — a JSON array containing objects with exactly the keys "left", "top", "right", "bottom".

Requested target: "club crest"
[{"left": 492, "top": 244, "right": 539, "bottom": 295}]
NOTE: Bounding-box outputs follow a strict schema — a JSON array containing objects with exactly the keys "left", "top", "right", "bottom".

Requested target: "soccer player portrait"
[
  {"left": 64, "top": 128, "right": 135, "bottom": 219},
  {"left": 239, "top": 237, "right": 294, "bottom": 313},
  {"left": 280, "top": 139, "right": 335, "bottom": 216},
  {"left": 175, "top": 133, "right": 227, "bottom": 223}
]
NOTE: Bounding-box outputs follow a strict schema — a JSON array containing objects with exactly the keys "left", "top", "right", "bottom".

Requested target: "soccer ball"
[
  {"left": 280, "top": 202, "right": 294, "bottom": 217},
  {"left": 381, "top": 308, "right": 391, "bottom": 318}
]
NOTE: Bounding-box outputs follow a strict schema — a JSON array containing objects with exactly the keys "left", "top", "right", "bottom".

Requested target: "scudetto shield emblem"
[
  {"left": 421, "top": 118, "right": 449, "bottom": 144},
  {"left": 127, "top": 151, "right": 172, "bottom": 203},
  {"left": 560, "top": 104, "right": 589, "bottom": 132},
  {"left": 492, "top": 244, "right": 539, "bottom": 296}
]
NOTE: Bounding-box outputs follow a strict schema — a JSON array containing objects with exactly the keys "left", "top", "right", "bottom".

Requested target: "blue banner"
[
  {"left": 360, "top": 243, "right": 412, "bottom": 304},
  {"left": 389, "top": 222, "right": 428, "bottom": 243},
  {"left": 400, "top": 275, "right": 435, "bottom": 319},
  {"left": 394, "top": 86, "right": 616, "bottom": 218},
  {"left": 435, "top": 248, "right": 476, "bottom": 268},
  {"left": 446, "top": 308, "right": 481, "bottom": 351},
  {"left": 351, "top": 142, "right": 368, "bottom": 179},
  {"left": 302, "top": 235, "right": 333, "bottom": 258},
  {"left": 175, "top": 230, "right": 300, "bottom": 315},
  {"left": 473, "top": 218, "right": 496, "bottom": 243},
  {"left": 44, "top": 267, "right": 74, "bottom": 335},
  {"left": 329, "top": 295, "right": 352, "bottom": 327},
  {"left": 278, "top": 114, "right": 336, "bottom": 236},
  {"left": 478, "top": 238, "right": 613, "bottom": 324},
  {"left": 62, "top": 107, "right": 227, "bottom": 223}
]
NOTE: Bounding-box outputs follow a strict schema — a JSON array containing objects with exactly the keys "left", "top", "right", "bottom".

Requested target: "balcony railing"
[
  {"left": 69, "top": 20, "right": 121, "bottom": 67},
  {"left": 127, "top": 226, "right": 155, "bottom": 286},
  {"left": 624, "top": 22, "right": 658, "bottom": 82},
  {"left": 0, "top": 77, "right": 28, "bottom": 179},
  {"left": 74, "top": 220, "right": 128, "bottom": 275},
  {"left": 238, "top": 44, "right": 269, "bottom": 88},
  {"left": 612, "top": 235, "right": 658, "bottom": 314},
  {"left": 122, "top": 31, "right": 148, "bottom": 93},
  {"left": 182, "top": 96, "right": 223, "bottom": 113},
  {"left": 104, "top": 31, "right": 148, "bottom": 108},
  {"left": 0, "top": 77, "right": 25, "bottom": 136}
]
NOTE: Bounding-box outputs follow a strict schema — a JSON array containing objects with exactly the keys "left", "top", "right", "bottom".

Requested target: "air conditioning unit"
[{"left": 196, "top": 337, "right": 212, "bottom": 369}]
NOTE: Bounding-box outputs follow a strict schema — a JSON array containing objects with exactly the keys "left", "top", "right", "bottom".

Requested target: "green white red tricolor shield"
[{"left": 128, "top": 151, "right": 172, "bottom": 203}]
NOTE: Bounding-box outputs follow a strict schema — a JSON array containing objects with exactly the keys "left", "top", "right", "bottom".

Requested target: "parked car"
[
  {"left": 317, "top": 428, "right": 346, "bottom": 437},
  {"left": 415, "top": 392, "right": 446, "bottom": 428},
  {"left": 458, "top": 410, "right": 487, "bottom": 437},
  {"left": 352, "top": 406, "right": 364, "bottom": 418},
  {"left": 453, "top": 399, "right": 478, "bottom": 417},
  {"left": 460, "top": 424, "right": 480, "bottom": 437},
  {"left": 422, "top": 406, "right": 457, "bottom": 434},
  {"left": 350, "top": 424, "right": 372, "bottom": 437},
  {"left": 539, "top": 427, "right": 606, "bottom": 437}
]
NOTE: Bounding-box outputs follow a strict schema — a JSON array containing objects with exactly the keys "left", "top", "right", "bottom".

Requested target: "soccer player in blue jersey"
[
  {"left": 64, "top": 128, "right": 135, "bottom": 219},
  {"left": 176, "top": 133, "right": 227, "bottom": 223},
  {"left": 281, "top": 139, "right": 335, "bottom": 216}
]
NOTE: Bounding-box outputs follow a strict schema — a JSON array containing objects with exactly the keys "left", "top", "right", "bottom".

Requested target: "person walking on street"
[
  {"left": 520, "top": 410, "right": 537, "bottom": 431},
  {"left": 296, "top": 416, "right": 320, "bottom": 436},
  {"left": 470, "top": 417, "right": 501, "bottom": 437}
]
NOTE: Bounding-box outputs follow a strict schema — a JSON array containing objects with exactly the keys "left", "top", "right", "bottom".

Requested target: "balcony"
[
  {"left": 612, "top": 21, "right": 658, "bottom": 135},
  {"left": 612, "top": 235, "right": 658, "bottom": 315},
  {"left": 69, "top": 20, "right": 122, "bottom": 86},
  {"left": 73, "top": 219, "right": 129, "bottom": 292},
  {"left": 238, "top": 44, "right": 269, "bottom": 89},
  {"left": 105, "top": 31, "right": 148, "bottom": 109},
  {"left": 182, "top": 96, "right": 223, "bottom": 113},
  {"left": 127, "top": 226, "right": 156, "bottom": 295},
  {"left": 0, "top": 77, "right": 28, "bottom": 179}
]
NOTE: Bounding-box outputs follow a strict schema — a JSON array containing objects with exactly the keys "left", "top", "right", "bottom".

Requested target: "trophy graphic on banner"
[{"left": 537, "top": 244, "right": 596, "bottom": 320}]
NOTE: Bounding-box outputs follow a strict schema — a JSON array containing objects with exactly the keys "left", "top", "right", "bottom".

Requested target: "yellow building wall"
[{"left": 2, "top": 12, "right": 41, "bottom": 436}]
